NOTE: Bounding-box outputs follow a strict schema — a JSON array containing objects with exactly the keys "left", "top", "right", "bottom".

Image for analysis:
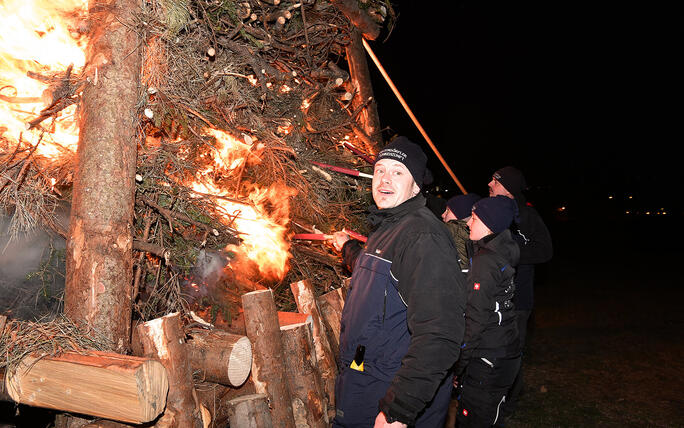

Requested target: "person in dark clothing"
[
  {"left": 487, "top": 166, "right": 553, "bottom": 422},
  {"left": 442, "top": 193, "right": 482, "bottom": 272},
  {"left": 331, "top": 136, "right": 467, "bottom": 428},
  {"left": 454, "top": 195, "right": 521, "bottom": 428}
]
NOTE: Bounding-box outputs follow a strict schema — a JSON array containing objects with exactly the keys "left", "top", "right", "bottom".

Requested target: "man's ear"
[{"left": 412, "top": 182, "right": 420, "bottom": 196}]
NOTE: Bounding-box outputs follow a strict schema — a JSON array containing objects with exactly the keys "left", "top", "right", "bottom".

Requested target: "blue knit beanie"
[
  {"left": 472, "top": 196, "right": 519, "bottom": 234},
  {"left": 446, "top": 193, "right": 482, "bottom": 220}
]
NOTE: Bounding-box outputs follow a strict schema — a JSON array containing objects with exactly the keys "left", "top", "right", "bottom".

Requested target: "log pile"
[{"left": 1, "top": 278, "right": 347, "bottom": 426}]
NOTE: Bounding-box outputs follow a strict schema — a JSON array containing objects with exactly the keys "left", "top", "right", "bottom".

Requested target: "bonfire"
[{"left": 0, "top": 0, "right": 396, "bottom": 425}]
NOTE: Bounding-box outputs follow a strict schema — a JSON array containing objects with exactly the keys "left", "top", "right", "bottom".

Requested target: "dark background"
[
  {"left": 367, "top": 0, "right": 681, "bottom": 222},
  {"left": 366, "top": 5, "right": 683, "bottom": 424}
]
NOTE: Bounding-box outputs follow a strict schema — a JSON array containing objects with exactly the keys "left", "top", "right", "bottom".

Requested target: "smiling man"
[{"left": 331, "top": 137, "right": 467, "bottom": 428}]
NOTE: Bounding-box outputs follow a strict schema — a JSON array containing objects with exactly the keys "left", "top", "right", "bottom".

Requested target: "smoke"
[{"left": 0, "top": 207, "right": 69, "bottom": 321}]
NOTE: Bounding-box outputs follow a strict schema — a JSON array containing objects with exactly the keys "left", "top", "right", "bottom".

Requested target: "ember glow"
[{"left": 0, "top": 0, "right": 87, "bottom": 159}]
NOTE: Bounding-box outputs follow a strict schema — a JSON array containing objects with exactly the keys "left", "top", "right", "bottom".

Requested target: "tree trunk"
[
  {"left": 242, "top": 289, "right": 295, "bottom": 428},
  {"left": 4, "top": 351, "right": 167, "bottom": 424},
  {"left": 330, "top": 0, "right": 381, "bottom": 40},
  {"left": 290, "top": 279, "right": 337, "bottom": 412},
  {"left": 185, "top": 328, "right": 252, "bottom": 387},
  {"left": 136, "top": 313, "right": 204, "bottom": 428},
  {"left": 280, "top": 320, "right": 328, "bottom": 428},
  {"left": 346, "top": 29, "right": 383, "bottom": 148},
  {"left": 64, "top": 0, "right": 142, "bottom": 353}
]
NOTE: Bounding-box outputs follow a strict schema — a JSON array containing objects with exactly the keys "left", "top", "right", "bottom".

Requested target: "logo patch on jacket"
[{"left": 473, "top": 283, "right": 480, "bottom": 290}]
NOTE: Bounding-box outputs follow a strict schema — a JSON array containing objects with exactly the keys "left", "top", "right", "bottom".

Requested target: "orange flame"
[
  {"left": 191, "top": 128, "right": 296, "bottom": 281},
  {"left": 0, "top": 0, "right": 87, "bottom": 159},
  {"left": 0, "top": 3, "right": 296, "bottom": 282},
  {"left": 190, "top": 179, "right": 296, "bottom": 281}
]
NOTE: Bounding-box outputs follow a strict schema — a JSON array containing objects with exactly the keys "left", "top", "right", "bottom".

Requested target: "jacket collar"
[
  {"left": 367, "top": 194, "right": 426, "bottom": 230},
  {"left": 471, "top": 229, "right": 519, "bottom": 263}
]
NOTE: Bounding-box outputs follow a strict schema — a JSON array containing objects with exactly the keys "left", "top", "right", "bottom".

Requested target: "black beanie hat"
[
  {"left": 493, "top": 166, "right": 527, "bottom": 199},
  {"left": 375, "top": 136, "right": 428, "bottom": 189},
  {"left": 472, "top": 195, "right": 519, "bottom": 234},
  {"left": 446, "top": 193, "right": 482, "bottom": 220}
]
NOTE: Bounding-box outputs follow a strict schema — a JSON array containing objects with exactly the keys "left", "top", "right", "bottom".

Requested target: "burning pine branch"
[{"left": 1, "top": 0, "right": 389, "bottom": 331}]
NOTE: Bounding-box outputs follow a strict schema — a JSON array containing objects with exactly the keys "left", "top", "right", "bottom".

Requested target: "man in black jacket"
[
  {"left": 488, "top": 166, "right": 553, "bottom": 421},
  {"left": 331, "top": 137, "right": 467, "bottom": 428}
]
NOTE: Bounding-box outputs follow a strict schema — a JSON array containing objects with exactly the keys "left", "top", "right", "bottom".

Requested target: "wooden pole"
[
  {"left": 330, "top": 0, "right": 381, "bottom": 40},
  {"left": 185, "top": 328, "right": 252, "bottom": 387},
  {"left": 346, "top": 29, "right": 383, "bottom": 148},
  {"left": 4, "top": 351, "right": 167, "bottom": 424},
  {"left": 362, "top": 39, "right": 469, "bottom": 194},
  {"left": 242, "top": 289, "right": 296, "bottom": 428},
  {"left": 137, "top": 313, "right": 204, "bottom": 428},
  {"left": 65, "top": 0, "right": 142, "bottom": 353},
  {"left": 290, "top": 279, "right": 337, "bottom": 412},
  {"left": 280, "top": 320, "right": 328, "bottom": 428}
]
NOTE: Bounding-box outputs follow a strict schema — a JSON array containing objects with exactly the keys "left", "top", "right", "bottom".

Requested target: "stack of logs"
[{"left": 0, "top": 278, "right": 348, "bottom": 427}]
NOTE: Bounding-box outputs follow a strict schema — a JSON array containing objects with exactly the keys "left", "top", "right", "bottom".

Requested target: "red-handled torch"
[
  {"left": 310, "top": 161, "right": 373, "bottom": 179},
  {"left": 343, "top": 142, "right": 376, "bottom": 165},
  {"left": 292, "top": 229, "right": 367, "bottom": 243}
]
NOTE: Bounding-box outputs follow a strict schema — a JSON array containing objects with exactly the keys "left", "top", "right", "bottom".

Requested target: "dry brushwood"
[
  {"left": 0, "top": 315, "right": 113, "bottom": 376},
  {"left": 1, "top": 0, "right": 395, "bottom": 327}
]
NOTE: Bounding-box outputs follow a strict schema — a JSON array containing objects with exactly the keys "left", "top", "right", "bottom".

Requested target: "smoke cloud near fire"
[{"left": 0, "top": 208, "right": 69, "bottom": 321}]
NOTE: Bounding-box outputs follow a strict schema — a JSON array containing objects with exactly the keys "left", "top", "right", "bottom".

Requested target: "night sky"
[{"left": 364, "top": 1, "right": 681, "bottom": 216}]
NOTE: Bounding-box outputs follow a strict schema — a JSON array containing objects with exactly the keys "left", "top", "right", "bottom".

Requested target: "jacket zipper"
[{"left": 382, "top": 287, "right": 387, "bottom": 325}]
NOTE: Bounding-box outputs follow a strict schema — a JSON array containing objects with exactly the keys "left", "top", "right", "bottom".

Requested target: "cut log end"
[{"left": 228, "top": 336, "right": 253, "bottom": 386}]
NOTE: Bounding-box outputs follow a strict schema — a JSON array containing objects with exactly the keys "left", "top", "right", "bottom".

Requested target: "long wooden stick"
[{"left": 362, "top": 39, "right": 468, "bottom": 194}]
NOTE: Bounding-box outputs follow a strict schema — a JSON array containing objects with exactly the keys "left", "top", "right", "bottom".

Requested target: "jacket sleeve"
[
  {"left": 514, "top": 207, "right": 553, "bottom": 265},
  {"left": 378, "top": 231, "right": 467, "bottom": 425},
  {"left": 454, "top": 251, "right": 498, "bottom": 375},
  {"left": 340, "top": 239, "right": 363, "bottom": 272}
]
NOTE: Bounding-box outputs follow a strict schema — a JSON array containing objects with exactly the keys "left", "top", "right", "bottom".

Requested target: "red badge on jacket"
[{"left": 473, "top": 283, "right": 480, "bottom": 290}]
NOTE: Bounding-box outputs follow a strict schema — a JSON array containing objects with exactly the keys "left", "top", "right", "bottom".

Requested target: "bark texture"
[
  {"left": 280, "top": 320, "right": 328, "bottom": 428},
  {"left": 346, "top": 29, "right": 383, "bottom": 148},
  {"left": 185, "top": 328, "right": 252, "bottom": 387},
  {"left": 65, "top": 0, "right": 142, "bottom": 353},
  {"left": 4, "top": 351, "right": 167, "bottom": 424},
  {"left": 137, "top": 313, "right": 204, "bottom": 428},
  {"left": 290, "top": 279, "right": 338, "bottom": 411},
  {"left": 242, "top": 289, "right": 295, "bottom": 428},
  {"left": 330, "top": 0, "right": 381, "bottom": 40}
]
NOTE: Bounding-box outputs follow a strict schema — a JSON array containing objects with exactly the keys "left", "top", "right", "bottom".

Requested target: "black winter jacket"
[
  {"left": 456, "top": 230, "right": 521, "bottom": 375},
  {"left": 339, "top": 194, "right": 467, "bottom": 425},
  {"left": 510, "top": 201, "right": 552, "bottom": 310}
]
